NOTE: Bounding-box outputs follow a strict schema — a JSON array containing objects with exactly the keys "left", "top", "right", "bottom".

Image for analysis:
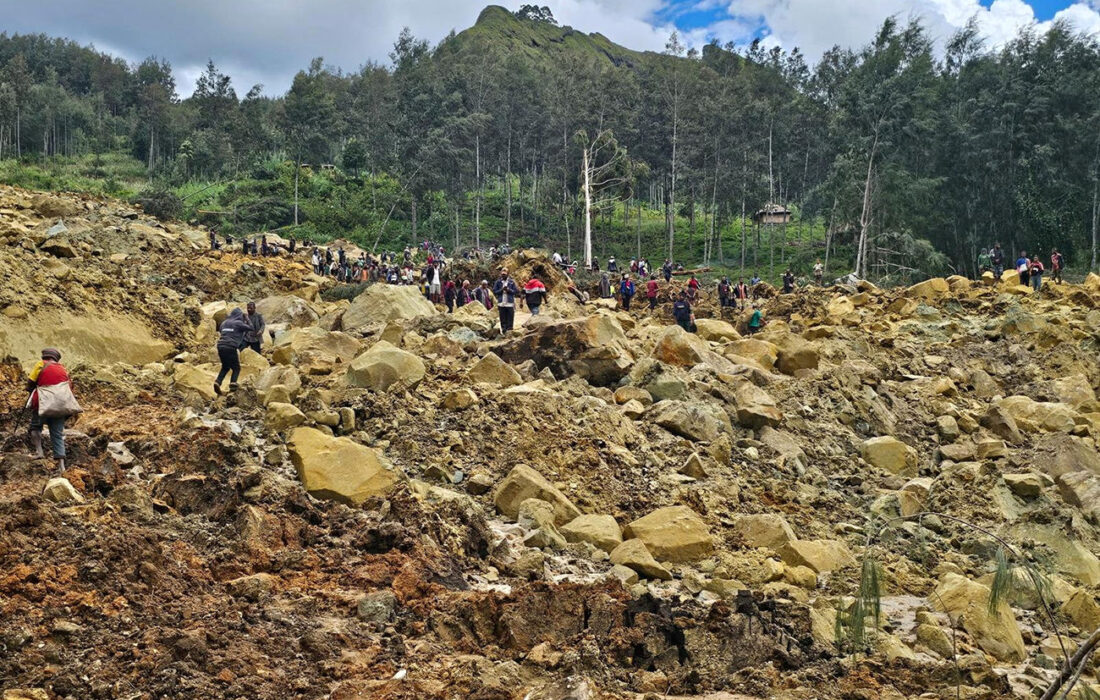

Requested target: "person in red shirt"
[
  {"left": 26, "top": 347, "right": 70, "bottom": 470},
  {"left": 646, "top": 275, "right": 659, "bottom": 310}
]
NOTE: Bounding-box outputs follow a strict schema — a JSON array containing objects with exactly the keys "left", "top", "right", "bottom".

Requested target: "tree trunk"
[
  {"left": 824, "top": 196, "right": 837, "bottom": 275},
  {"left": 855, "top": 127, "right": 881, "bottom": 279},
  {"left": 411, "top": 198, "right": 417, "bottom": 242},
  {"left": 475, "top": 134, "right": 481, "bottom": 250},
  {"left": 1091, "top": 174, "right": 1099, "bottom": 272},
  {"left": 636, "top": 200, "right": 642, "bottom": 261},
  {"left": 668, "top": 105, "right": 678, "bottom": 261},
  {"left": 582, "top": 146, "right": 593, "bottom": 268},
  {"left": 293, "top": 156, "right": 301, "bottom": 226}
]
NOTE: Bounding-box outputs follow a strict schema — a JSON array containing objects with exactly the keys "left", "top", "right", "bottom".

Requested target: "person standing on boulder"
[
  {"left": 619, "top": 274, "right": 636, "bottom": 311},
  {"left": 26, "top": 348, "right": 75, "bottom": 471},
  {"left": 243, "top": 301, "right": 265, "bottom": 354},
  {"left": 814, "top": 260, "right": 824, "bottom": 286},
  {"left": 718, "top": 277, "right": 732, "bottom": 308},
  {"left": 1029, "top": 255, "right": 1044, "bottom": 293},
  {"left": 747, "top": 305, "right": 765, "bottom": 335},
  {"left": 523, "top": 277, "right": 548, "bottom": 316},
  {"left": 475, "top": 280, "right": 495, "bottom": 310},
  {"left": 214, "top": 308, "right": 250, "bottom": 396},
  {"left": 662, "top": 260, "right": 673, "bottom": 284},
  {"left": 782, "top": 269, "right": 795, "bottom": 293},
  {"left": 494, "top": 270, "right": 519, "bottom": 333},
  {"left": 991, "top": 244, "right": 1005, "bottom": 279},
  {"left": 1016, "top": 251, "right": 1030, "bottom": 287}
]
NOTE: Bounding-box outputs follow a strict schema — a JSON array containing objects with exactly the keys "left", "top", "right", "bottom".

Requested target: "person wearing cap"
[
  {"left": 26, "top": 348, "right": 71, "bottom": 470},
  {"left": 494, "top": 269, "right": 520, "bottom": 333}
]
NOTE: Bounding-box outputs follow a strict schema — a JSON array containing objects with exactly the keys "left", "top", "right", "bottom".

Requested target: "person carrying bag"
[{"left": 27, "top": 348, "right": 80, "bottom": 471}]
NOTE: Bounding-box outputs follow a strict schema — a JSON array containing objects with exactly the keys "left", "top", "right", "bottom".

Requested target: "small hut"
[{"left": 753, "top": 204, "right": 792, "bottom": 225}]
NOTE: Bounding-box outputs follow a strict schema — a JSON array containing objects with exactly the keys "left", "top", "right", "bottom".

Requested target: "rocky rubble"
[{"left": 5, "top": 187, "right": 1100, "bottom": 698}]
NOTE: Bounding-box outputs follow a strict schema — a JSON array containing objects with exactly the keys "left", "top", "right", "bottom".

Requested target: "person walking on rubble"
[
  {"left": 619, "top": 274, "right": 636, "bottom": 311},
  {"left": 523, "top": 277, "right": 548, "bottom": 316},
  {"left": 735, "top": 278, "right": 750, "bottom": 311},
  {"left": 646, "top": 275, "right": 659, "bottom": 310},
  {"left": 27, "top": 348, "right": 79, "bottom": 472},
  {"left": 213, "top": 308, "right": 250, "bottom": 396},
  {"left": 672, "top": 292, "right": 694, "bottom": 332},
  {"left": 443, "top": 280, "right": 457, "bottom": 313},
  {"left": 1050, "top": 248, "right": 1065, "bottom": 285}
]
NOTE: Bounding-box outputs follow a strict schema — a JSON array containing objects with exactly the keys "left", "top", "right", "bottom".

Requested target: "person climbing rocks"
[
  {"left": 243, "top": 301, "right": 265, "bottom": 354},
  {"left": 214, "top": 308, "right": 251, "bottom": 396},
  {"left": 782, "top": 269, "right": 795, "bottom": 293},
  {"left": 718, "top": 277, "right": 732, "bottom": 308},
  {"left": 1029, "top": 255, "right": 1044, "bottom": 292},
  {"left": 672, "top": 292, "right": 694, "bottom": 332},
  {"left": 494, "top": 270, "right": 519, "bottom": 333},
  {"left": 747, "top": 305, "right": 765, "bottom": 335},
  {"left": 735, "top": 278, "right": 750, "bottom": 311},
  {"left": 619, "top": 274, "right": 636, "bottom": 311},
  {"left": 456, "top": 280, "right": 473, "bottom": 308},
  {"left": 992, "top": 244, "right": 1005, "bottom": 279},
  {"left": 26, "top": 348, "right": 78, "bottom": 472},
  {"left": 1016, "top": 251, "right": 1030, "bottom": 287},
  {"left": 646, "top": 275, "right": 659, "bottom": 310},
  {"left": 523, "top": 277, "right": 548, "bottom": 316},
  {"left": 443, "top": 280, "right": 457, "bottom": 313},
  {"left": 1051, "top": 248, "right": 1065, "bottom": 285}
]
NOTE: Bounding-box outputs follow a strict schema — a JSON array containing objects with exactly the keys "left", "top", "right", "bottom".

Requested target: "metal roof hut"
[{"left": 753, "top": 204, "right": 792, "bottom": 225}]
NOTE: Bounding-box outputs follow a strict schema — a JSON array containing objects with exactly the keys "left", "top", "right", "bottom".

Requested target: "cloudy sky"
[{"left": 4, "top": 0, "right": 1099, "bottom": 96}]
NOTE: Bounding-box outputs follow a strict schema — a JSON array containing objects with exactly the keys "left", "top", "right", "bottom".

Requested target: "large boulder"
[
  {"left": 172, "top": 363, "right": 216, "bottom": 402},
  {"left": 609, "top": 539, "right": 672, "bottom": 580},
  {"left": 561, "top": 514, "right": 623, "bottom": 552},
  {"left": 271, "top": 327, "right": 361, "bottom": 374},
  {"left": 42, "top": 477, "right": 83, "bottom": 504},
  {"left": 779, "top": 539, "right": 856, "bottom": 573},
  {"left": 253, "top": 365, "right": 303, "bottom": 402},
  {"left": 623, "top": 506, "right": 713, "bottom": 562},
  {"left": 997, "top": 396, "right": 1077, "bottom": 433},
  {"left": 724, "top": 338, "right": 779, "bottom": 370},
  {"left": 732, "top": 381, "right": 783, "bottom": 428},
  {"left": 628, "top": 358, "right": 689, "bottom": 401},
  {"left": 861, "top": 436, "right": 918, "bottom": 476},
  {"left": 496, "top": 313, "right": 634, "bottom": 386},
  {"left": 732, "top": 513, "right": 797, "bottom": 551},
  {"left": 265, "top": 402, "right": 307, "bottom": 431},
  {"left": 346, "top": 340, "right": 425, "bottom": 391},
  {"left": 493, "top": 465, "right": 581, "bottom": 525},
  {"left": 287, "top": 427, "right": 400, "bottom": 506},
  {"left": 776, "top": 336, "right": 819, "bottom": 375},
  {"left": 254, "top": 295, "right": 319, "bottom": 328},
  {"left": 343, "top": 284, "right": 437, "bottom": 332},
  {"left": 932, "top": 573, "right": 1026, "bottom": 662},
  {"left": 694, "top": 318, "right": 741, "bottom": 342},
  {"left": 648, "top": 400, "right": 732, "bottom": 442},
  {"left": 467, "top": 352, "right": 522, "bottom": 387},
  {"left": 905, "top": 277, "right": 950, "bottom": 300},
  {"left": 652, "top": 325, "right": 737, "bottom": 374}
]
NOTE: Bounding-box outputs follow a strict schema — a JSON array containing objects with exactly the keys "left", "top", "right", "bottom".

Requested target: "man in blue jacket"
[{"left": 619, "top": 274, "right": 636, "bottom": 311}]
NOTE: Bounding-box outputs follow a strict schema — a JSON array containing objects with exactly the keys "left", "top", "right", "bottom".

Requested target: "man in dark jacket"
[
  {"left": 214, "top": 308, "right": 251, "bottom": 395},
  {"left": 494, "top": 271, "right": 520, "bottom": 333},
  {"left": 243, "top": 301, "right": 265, "bottom": 354},
  {"left": 523, "top": 277, "right": 548, "bottom": 315},
  {"left": 672, "top": 293, "right": 694, "bottom": 332}
]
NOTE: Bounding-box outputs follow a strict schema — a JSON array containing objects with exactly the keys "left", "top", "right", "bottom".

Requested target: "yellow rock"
[{"left": 287, "top": 427, "right": 399, "bottom": 506}]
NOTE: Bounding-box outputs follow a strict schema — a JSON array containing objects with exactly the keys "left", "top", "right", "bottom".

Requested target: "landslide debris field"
[{"left": 5, "top": 186, "right": 1100, "bottom": 700}]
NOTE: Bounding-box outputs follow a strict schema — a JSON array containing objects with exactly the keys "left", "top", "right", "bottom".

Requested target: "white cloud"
[{"left": 708, "top": 0, "right": 1100, "bottom": 58}]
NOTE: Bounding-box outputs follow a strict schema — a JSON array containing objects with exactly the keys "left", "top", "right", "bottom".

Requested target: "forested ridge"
[{"left": 1, "top": 3, "right": 1099, "bottom": 282}]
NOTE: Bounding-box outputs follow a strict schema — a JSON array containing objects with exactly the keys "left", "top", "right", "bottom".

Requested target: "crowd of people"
[{"left": 977, "top": 244, "right": 1065, "bottom": 292}]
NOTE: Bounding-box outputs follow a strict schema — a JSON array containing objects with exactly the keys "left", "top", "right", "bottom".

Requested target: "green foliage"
[
  {"left": 131, "top": 182, "right": 182, "bottom": 220},
  {"left": 836, "top": 555, "right": 883, "bottom": 651}
]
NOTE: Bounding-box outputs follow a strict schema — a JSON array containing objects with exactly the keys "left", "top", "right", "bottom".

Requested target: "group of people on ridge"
[{"left": 977, "top": 244, "right": 1064, "bottom": 291}]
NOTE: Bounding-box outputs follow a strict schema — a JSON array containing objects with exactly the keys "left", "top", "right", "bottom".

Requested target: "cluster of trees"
[{"left": 0, "top": 6, "right": 1099, "bottom": 278}]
